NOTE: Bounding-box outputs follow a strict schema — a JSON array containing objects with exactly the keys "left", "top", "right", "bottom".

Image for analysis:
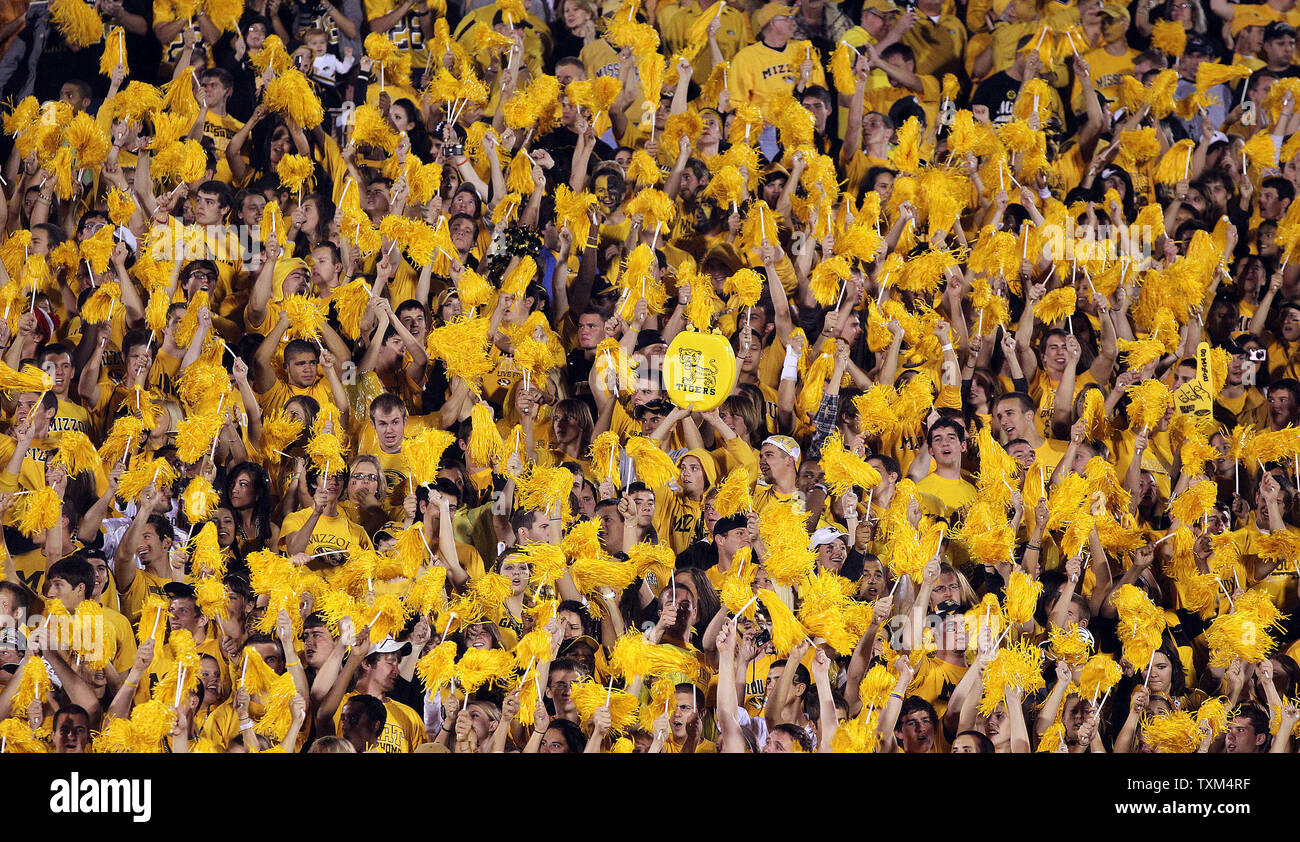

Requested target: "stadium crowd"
[{"left": 0, "top": 0, "right": 1299, "bottom": 755}]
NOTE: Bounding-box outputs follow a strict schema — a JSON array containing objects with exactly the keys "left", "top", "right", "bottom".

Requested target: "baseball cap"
[
  {"left": 1264, "top": 20, "right": 1297, "bottom": 41},
  {"left": 115, "top": 225, "right": 138, "bottom": 255},
  {"left": 559, "top": 634, "right": 600, "bottom": 657},
  {"left": 633, "top": 397, "right": 674, "bottom": 419},
  {"left": 713, "top": 513, "right": 750, "bottom": 536},
  {"left": 762, "top": 435, "right": 802, "bottom": 464},
  {"left": 163, "top": 582, "right": 196, "bottom": 600},
  {"left": 0, "top": 628, "right": 26, "bottom": 652},
  {"left": 433, "top": 287, "right": 460, "bottom": 310},
  {"left": 31, "top": 307, "right": 59, "bottom": 343},
  {"left": 634, "top": 329, "right": 666, "bottom": 351},
  {"left": 861, "top": 0, "right": 901, "bottom": 13},
  {"left": 1100, "top": 3, "right": 1129, "bottom": 24},
  {"left": 808, "top": 525, "right": 848, "bottom": 550},
  {"left": 371, "top": 637, "right": 413, "bottom": 657},
  {"left": 1184, "top": 33, "right": 1217, "bottom": 56},
  {"left": 752, "top": 3, "right": 795, "bottom": 34}
]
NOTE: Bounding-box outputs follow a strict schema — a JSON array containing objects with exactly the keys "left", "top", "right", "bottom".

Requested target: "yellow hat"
[
  {"left": 752, "top": 2, "right": 795, "bottom": 34},
  {"left": 861, "top": 0, "right": 901, "bottom": 14},
  {"left": 1101, "top": 2, "right": 1129, "bottom": 24}
]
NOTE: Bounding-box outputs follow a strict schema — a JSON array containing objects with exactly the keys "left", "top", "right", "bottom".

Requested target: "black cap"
[
  {"left": 163, "top": 582, "right": 196, "bottom": 600},
  {"left": 633, "top": 398, "right": 674, "bottom": 419},
  {"left": 1265, "top": 21, "right": 1297, "bottom": 41},
  {"left": 713, "top": 513, "right": 750, "bottom": 536},
  {"left": 934, "top": 599, "right": 967, "bottom": 617},
  {"left": 1185, "top": 33, "right": 1218, "bottom": 56},
  {"left": 634, "top": 329, "right": 666, "bottom": 351}
]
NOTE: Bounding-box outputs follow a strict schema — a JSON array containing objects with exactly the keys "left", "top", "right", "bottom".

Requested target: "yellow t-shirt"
[
  {"left": 652, "top": 487, "right": 706, "bottom": 555},
  {"left": 201, "top": 112, "right": 245, "bottom": 186},
  {"left": 728, "top": 40, "right": 828, "bottom": 112},
  {"left": 333, "top": 690, "right": 427, "bottom": 752},
  {"left": 915, "top": 473, "right": 977, "bottom": 519},
  {"left": 258, "top": 378, "right": 340, "bottom": 420},
  {"left": 900, "top": 13, "right": 968, "bottom": 78},
  {"left": 279, "top": 508, "right": 373, "bottom": 579},
  {"left": 1030, "top": 368, "right": 1097, "bottom": 438},
  {"left": 657, "top": 1, "right": 751, "bottom": 84},
  {"left": 908, "top": 652, "right": 968, "bottom": 723},
  {"left": 1072, "top": 46, "right": 1138, "bottom": 112},
  {"left": 48, "top": 397, "right": 93, "bottom": 441},
  {"left": 118, "top": 567, "right": 173, "bottom": 626},
  {"left": 579, "top": 38, "right": 624, "bottom": 80}
]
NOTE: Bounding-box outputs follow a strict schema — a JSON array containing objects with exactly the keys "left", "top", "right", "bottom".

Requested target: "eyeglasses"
[{"left": 351, "top": 473, "right": 379, "bottom": 482}]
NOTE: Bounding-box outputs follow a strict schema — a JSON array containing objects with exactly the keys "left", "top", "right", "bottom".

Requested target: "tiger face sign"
[{"left": 663, "top": 331, "right": 737, "bottom": 412}]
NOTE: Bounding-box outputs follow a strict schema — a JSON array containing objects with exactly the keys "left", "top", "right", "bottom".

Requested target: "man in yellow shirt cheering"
[
  {"left": 913, "top": 416, "right": 978, "bottom": 518},
  {"left": 729, "top": 3, "right": 828, "bottom": 112}
]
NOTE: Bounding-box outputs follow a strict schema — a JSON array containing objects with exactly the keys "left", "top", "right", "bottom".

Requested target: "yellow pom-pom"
[
  {"left": 51, "top": 0, "right": 104, "bottom": 48},
  {"left": 263, "top": 69, "right": 324, "bottom": 129},
  {"left": 182, "top": 475, "right": 220, "bottom": 523},
  {"left": 53, "top": 430, "right": 100, "bottom": 478},
  {"left": 401, "top": 428, "right": 457, "bottom": 486},
  {"left": 15, "top": 486, "right": 61, "bottom": 536},
  {"left": 1195, "top": 61, "right": 1251, "bottom": 94},
  {"left": 1126, "top": 378, "right": 1173, "bottom": 431},
  {"left": 276, "top": 153, "right": 314, "bottom": 194},
  {"left": 713, "top": 467, "right": 753, "bottom": 517},
  {"left": 819, "top": 429, "right": 881, "bottom": 496},
  {"left": 1142, "top": 710, "right": 1201, "bottom": 753},
  {"left": 570, "top": 678, "right": 641, "bottom": 734},
  {"left": 1154, "top": 139, "right": 1196, "bottom": 186},
  {"left": 757, "top": 589, "right": 809, "bottom": 655},
  {"left": 1151, "top": 19, "right": 1186, "bottom": 58},
  {"left": 625, "top": 436, "right": 679, "bottom": 487},
  {"left": 978, "top": 639, "right": 1046, "bottom": 716}
]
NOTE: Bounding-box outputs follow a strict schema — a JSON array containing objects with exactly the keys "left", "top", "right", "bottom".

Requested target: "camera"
[
  {"left": 444, "top": 142, "right": 464, "bottom": 157},
  {"left": 753, "top": 628, "right": 772, "bottom": 648},
  {"left": 1249, "top": 348, "right": 1267, "bottom": 362}
]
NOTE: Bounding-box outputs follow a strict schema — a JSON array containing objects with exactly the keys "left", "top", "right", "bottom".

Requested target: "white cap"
[
  {"left": 371, "top": 637, "right": 412, "bottom": 657},
  {"left": 808, "top": 526, "right": 848, "bottom": 550},
  {"left": 115, "top": 225, "right": 138, "bottom": 254}
]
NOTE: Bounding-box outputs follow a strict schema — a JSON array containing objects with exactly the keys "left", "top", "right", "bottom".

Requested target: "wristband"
[
  {"left": 781, "top": 344, "right": 800, "bottom": 381},
  {"left": 941, "top": 344, "right": 953, "bottom": 352},
  {"left": 1026, "top": 543, "right": 1041, "bottom": 551},
  {"left": 239, "top": 718, "right": 255, "bottom": 731},
  {"left": 285, "top": 659, "right": 300, "bottom": 668}
]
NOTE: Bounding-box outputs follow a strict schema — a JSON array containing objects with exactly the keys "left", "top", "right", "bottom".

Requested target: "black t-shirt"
[
  {"left": 32, "top": 0, "right": 158, "bottom": 101},
  {"left": 971, "top": 70, "right": 1021, "bottom": 127},
  {"left": 566, "top": 347, "right": 596, "bottom": 418},
  {"left": 676, "top": 539, "right": 718, "bottom": 572}
]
